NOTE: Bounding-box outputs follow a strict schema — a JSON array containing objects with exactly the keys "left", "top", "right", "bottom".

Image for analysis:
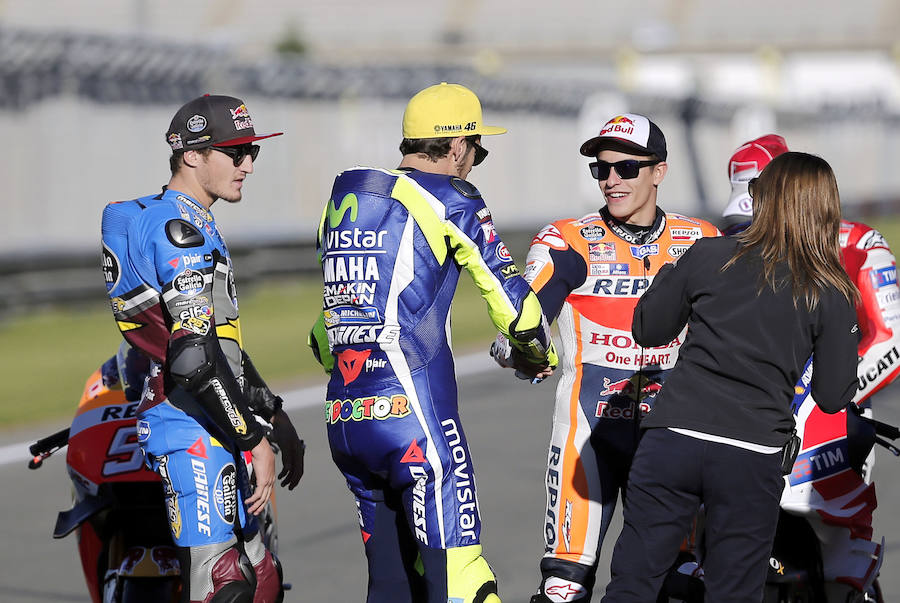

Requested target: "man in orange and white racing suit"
[
  {"left": 724, "top": 134, "right": 900, "bottom": 599},
  {"left": 494, "top": 114, "right": 719, "bottom": 602}
]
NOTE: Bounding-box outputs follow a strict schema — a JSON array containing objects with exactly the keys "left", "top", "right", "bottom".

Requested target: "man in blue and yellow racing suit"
[
  {"left": 101, "top": 94, "right": 305, "bottom": 603},
  {"left": 308, "top": 82, "right": 558, "bottom": 603}
]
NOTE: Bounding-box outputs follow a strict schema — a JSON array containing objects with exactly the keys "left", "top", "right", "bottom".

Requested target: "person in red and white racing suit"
[
  {"left": 724, "top": 134, "right": 900, "bottom": 599},
  {"left": 493, "top": 114, "right": 720, "bottom": 602}
]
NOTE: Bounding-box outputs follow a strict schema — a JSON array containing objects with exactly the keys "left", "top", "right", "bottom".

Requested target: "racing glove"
[
  {"left": 490, "top": 333, "right": 557, "bottom": 383},
  {"left": 269, "top": 408, "right": 305, "bottom": 490}
]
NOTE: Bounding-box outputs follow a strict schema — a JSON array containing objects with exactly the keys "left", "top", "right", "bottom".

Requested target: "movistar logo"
[{"left": 327, "top": 193, "right": 358, "bottom": 227}]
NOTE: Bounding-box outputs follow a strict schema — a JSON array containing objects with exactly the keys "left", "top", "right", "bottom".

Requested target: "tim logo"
[
  {"left": 871, "top": 266, "right": 897, "bottom": 288},
  {"left": 327, "top": 194, "right": 359, "bottom": 228}
]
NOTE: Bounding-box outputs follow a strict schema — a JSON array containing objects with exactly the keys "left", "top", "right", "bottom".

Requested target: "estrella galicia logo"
[
  {"left": 214, "top": 463, "right": 238, "bottom": 524},
  {"left": 629, "top": 244, "right": 659, "bottom": 260},
  {"left": 174, "top": 268, "right": 205, "bottom": 296},
  {"left": 327, "top": 193, "right": 359, "bottom": 228},
  {"left": 101, "top": 242, "right": 121, "bottom": 292},
  {"left": 136, "top": 420, "right": 151, "bottom": 442}
]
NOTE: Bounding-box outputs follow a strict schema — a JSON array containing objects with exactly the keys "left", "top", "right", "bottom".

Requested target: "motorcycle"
[
  {"left": 658, "top": 403, "right": 897, "bottom": 603},
  {"left": 29, "top": 352, "right": 285, "bottom": 603}
]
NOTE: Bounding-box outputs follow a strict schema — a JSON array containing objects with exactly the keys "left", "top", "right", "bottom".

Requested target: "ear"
[
  {"left": 652, "top": 161, "right": 668, "bottom": 186},
  {"left": 449, "top": 136, "right": 468, "bottom": 163},
  {"left": 182, "top": 149, "right": 204, "bottom": 168}
]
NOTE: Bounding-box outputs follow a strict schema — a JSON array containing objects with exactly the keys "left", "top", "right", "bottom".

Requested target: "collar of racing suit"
[{"left": 600, "top": 206, "right": 667, "bottom": 245}]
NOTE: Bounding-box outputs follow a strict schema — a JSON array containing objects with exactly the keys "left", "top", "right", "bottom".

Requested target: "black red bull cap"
[
  {"left": 580, "top": 113, "right": 667, "bottom": 161},
  {"left": 165, "top": 94, "right": 283, "bottom": 151}
]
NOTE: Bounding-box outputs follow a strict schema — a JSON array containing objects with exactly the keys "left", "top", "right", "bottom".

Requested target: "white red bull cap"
[
  {"left": 723, "top": 134, "right": 788, "bottom": 220},
  {"left": 580, "top": 113, "right": 667, "bottom": 160}
]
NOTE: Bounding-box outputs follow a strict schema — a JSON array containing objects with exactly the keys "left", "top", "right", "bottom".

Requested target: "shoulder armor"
[
  {"left": 166, "top": 219, "right": 204, "bottom": 248},
  {"left": 450, "top": 177, "right": 481, "bottom": 199}
]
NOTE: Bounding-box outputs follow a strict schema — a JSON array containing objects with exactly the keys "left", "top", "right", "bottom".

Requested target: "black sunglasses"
[
  {"left": 466, "top": 137, "right": 488, "bottom": 166},
  {"left": 212, "top": 143, "right": 260, "bottom": 166},
  {"left": 589, "top": 159, "right": 659, "bottom": 180},
  {"left": 748, "top": 177, "right": 758, "bottom": 198}
]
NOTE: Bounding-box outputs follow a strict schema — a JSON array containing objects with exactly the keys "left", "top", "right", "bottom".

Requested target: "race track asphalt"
[{"left": 3, "top": 355, "right": 900, "bottom": 602}]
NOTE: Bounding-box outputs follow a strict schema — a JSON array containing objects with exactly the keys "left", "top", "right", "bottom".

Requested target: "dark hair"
[
  {"left": 723, "top": 152, "right": 858, "bottom": 309},
  {"left": 399, "top": 135, "right": 480, "bottom": 161},
  {"left": 169, "top": 148, "right": 211, "bottom": 175}
]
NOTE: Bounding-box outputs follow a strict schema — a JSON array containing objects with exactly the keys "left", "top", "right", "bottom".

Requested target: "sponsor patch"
[
  {"left": 630, "top": 244, "right": 659, "bottom": 260},
  {"left": 174, "top": 268, "right": 205, "bottom": 296},
  {"left": 871, "top": 266, "right": 898, "bottom": 288},
  {"left": 495, "top": 243, "right": 512, "bottom": 262},
  {"left": 167, "top": 132, "right": 183, "bottom": 150},
  {"left": 543, "top": 577, "right": 588, "bottom": 602},
  {"left": 590, "top": 263, "right": 630, "bottom": 276},
  {"left": 668, "top": 245, "right": 691, "bottom": 258},
  {"left": 501, "top": 264, "right": 520, "bottom": 279},
  {"left": 323, "top": 306, "right": 381, "bottom": 327},
  {"left": 214, "top": 464, "right": 237, "bottom": 524},
  {"left": 137, "top": 420, "right": 151, "bottom": 442},
  {"left": 336, "top": 348, "right": 371, "bottom": 386},
  {"left": 101, "top": 243, "right": 122, "bottom": 292},
  {"left": 670, "top": 227, "right": 702, "bottom": 241},
  {"left": 325, "top": 395, "right": 411, "bottom": 424},
  {"left": 579, "top": 225, "right": 607, "bottom": 241},
  {"left": 186, "top": 114, "right": 207, "bottom": 132},
  {"left": 589, "top": 242, "right": 617, "bottom": 262},
  {"left": 481, "top": 221, "right": 497, "bottom": 243},
  {"left": 523, "top": 259, "right": 546, "bottom": 283}
]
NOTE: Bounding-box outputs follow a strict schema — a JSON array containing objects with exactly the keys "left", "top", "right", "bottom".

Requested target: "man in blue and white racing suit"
[
  {"left": 308, "top": 82, "right": 558, "bottom": 603},
  {"left": 101, "top": 95, "right": 304, "bottom": 603}
]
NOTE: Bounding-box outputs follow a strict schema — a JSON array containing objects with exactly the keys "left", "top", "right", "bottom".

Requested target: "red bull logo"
[
  {"left": 230, "top": 104, "right": 250, "bottom": 119},
  {"left": 599, "top": 115, "right": 636, "bottom": 137},
  {"left": 599, "top": 374, "right": 662, "bottom": 401}
]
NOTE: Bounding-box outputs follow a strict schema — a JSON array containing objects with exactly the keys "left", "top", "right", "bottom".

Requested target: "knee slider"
[{"left": 446, "top": 545, "right": 498, "bottom": 603}]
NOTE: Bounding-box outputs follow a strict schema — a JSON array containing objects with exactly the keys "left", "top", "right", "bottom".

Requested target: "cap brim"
[
  {"left": 722, "top": 189, "right": 753, "bottom": 220},
  {"left": 476, "top": 125, "right": 507, "bottom": 136},
  {"left": 214, "top": 132, "right": 283, "bottom": 146},
  {"left": 580, "top": 136, "right": 652, "bottom": 158}
]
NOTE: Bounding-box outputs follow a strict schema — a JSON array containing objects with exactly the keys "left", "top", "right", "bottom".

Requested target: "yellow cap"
[{"left": 402, "top": 82, "right": 507, "bottom": 139}]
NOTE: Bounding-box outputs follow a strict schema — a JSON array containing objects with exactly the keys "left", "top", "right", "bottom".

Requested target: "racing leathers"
[
  {"left": 779, "top": 219, "right": 900, "bottom": 595},
  {"left": 101, "top": 187, "right": 284, "bottom": 603},
  {"left": 309, "top": 166, "right": 557, "bottom": 603},
  {"left": 523, "top": 206, "right": 720, "bottom": 602}
]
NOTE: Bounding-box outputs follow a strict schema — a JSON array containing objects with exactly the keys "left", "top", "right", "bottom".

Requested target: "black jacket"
[{"left": 633, "top": 236, "right": 859, "bottom": 447}]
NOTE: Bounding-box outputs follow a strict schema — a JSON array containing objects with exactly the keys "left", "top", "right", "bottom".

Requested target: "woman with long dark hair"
[{"left": 600, "top": 152, "right": 860, "bottom": 603}]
